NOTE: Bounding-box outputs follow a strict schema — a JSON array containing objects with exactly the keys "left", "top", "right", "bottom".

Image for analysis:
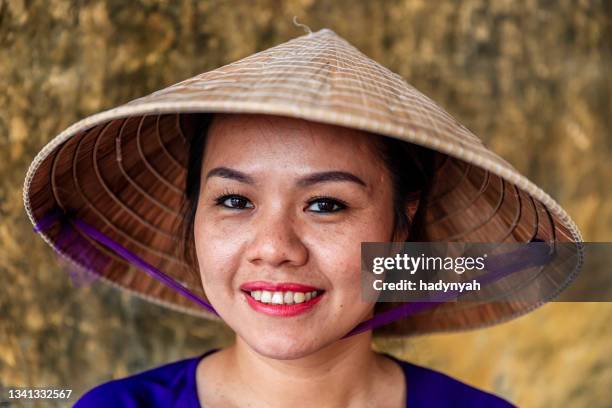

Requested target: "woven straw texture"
[{"left": 23, "top": 28, "right": 582, "bottom": 336}]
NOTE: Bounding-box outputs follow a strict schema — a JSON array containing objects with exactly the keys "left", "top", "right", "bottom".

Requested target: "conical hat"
[{"left": 23, "top": 28, "right": 582, "bottom": 336}]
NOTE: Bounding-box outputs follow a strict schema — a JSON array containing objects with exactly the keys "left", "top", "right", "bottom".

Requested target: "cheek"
[
  {"left": 193, "top": 212, "right": 245, "bottom": 289},
  {"left": 307, "top": 210, "right": 394, "bottom": 291}
]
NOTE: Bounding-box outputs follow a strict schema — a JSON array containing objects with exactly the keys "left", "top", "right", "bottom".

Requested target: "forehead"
[{"left": 203, "top": 113, "right": 385, "bottom": 173}]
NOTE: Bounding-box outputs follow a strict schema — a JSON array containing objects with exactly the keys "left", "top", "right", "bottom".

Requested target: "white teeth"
[
  {"left": 271, "top": 291, "right": 284, "bottom": 304},
  {"left": 249, "top": 289, "right": 321, "bottom": 305},
  {"left": 294, "top": 292, "right": 305, "bottom": 304},
  {"left": 260, "top": 290, "right": 272, "bottom": 303}
]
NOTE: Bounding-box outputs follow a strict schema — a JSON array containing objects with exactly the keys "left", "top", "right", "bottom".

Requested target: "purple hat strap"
[
  {"left": 34, "top": 209, "right": 553, "bottom": 338},
  {"left": 34, "top": 209, "right": 218, "bottom": 316}
]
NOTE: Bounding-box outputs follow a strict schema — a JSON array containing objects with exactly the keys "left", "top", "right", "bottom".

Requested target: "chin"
[{"left": 243, "top": 331, "right": 330, "bottom": 360}]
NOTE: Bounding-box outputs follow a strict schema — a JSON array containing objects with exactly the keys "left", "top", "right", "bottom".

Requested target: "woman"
[{"left": 24, "top": 28, "right": 582, "bottom": 407}]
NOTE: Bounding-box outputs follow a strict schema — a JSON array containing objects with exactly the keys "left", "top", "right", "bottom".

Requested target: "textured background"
[{"left": 1, "top": 0, "right": 610, "bottom": 406}]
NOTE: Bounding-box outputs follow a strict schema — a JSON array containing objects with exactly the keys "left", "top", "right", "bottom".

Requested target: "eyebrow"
[
  {"left": 206, "top": 167, "right": 255, "bottom": 184},
  {"left": 205, "top": 167, "right": 367, "bottom": 188},
  {"left": 296, "top": 171, "right": 367, "bottom": 188}
]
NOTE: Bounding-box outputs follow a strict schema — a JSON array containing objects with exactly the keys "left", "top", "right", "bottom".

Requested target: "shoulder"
[
  {"left": 388, "top": 355, "right": 516, "bottom": 407},
  {"left": 73, "top": 355, "right": 202, "bottom": 408}
]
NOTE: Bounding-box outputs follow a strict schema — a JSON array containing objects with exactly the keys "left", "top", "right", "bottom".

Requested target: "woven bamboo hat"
[{"left": 23, "top": 28, "right": 583, "bottom": 336}]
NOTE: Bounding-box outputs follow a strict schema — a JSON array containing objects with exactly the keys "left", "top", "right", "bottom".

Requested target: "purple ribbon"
[
  {"left": 34, "top": 209, "right": 553, "bottom": 337},
  {"left": 34, "top": 209, "right": 218, "bottom": 316}
]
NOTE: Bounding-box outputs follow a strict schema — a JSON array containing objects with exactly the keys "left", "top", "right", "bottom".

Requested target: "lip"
[{"left": 240, "top": 281, "right": 325, "bottom": 317}]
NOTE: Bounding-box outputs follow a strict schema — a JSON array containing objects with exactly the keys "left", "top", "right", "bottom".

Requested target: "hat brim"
[{"left": 23, "top": 29, "right": 583, "bottom": 336}]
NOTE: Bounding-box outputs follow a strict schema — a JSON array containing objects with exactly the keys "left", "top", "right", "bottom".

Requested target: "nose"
[{"left": 245, "top": 207, "right": 309, "bottom": 268}]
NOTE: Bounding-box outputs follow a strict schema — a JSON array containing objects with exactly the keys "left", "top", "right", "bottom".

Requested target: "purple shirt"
[{"left": 74, "top": 348, "right": 516, "bottom": 407}]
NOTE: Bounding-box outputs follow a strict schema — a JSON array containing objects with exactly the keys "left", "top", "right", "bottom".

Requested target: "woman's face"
[{"left": 194, "top": 113, "right": 397, "bottom": 359}]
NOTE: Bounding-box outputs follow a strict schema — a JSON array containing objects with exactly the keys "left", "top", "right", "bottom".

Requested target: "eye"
[
  {"left": 216, "top": 194, "right": 254, "bottom": 210},
  {"left": 306, "top": 197, "right": 347, "bottom": 213}
]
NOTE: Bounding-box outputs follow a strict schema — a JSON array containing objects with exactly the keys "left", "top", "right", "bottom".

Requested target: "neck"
[{"left": 218, "top": 331, "right": 382, "bottom": 407}]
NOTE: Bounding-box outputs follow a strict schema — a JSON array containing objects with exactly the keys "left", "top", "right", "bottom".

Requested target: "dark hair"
[{"left": 179, "top": 114, "right": 436, "bottom": 278}]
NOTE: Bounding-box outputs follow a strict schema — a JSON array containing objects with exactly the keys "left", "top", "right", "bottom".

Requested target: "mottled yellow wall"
[{"left": 1, "top": 0, "right": 610, "bottom": 406}]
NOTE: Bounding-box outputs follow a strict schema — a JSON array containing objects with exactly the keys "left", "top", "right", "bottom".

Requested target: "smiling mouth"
[{"left": 239, "top": 283, "right": 326, "bottom": 317}]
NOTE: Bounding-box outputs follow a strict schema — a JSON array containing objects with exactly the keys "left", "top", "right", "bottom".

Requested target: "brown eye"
[
  {"left": 306, "top": 198, "right": 346, "bottom": 213},
  {"left": 216, "top": 195, "right": 254, "bottom": 210}
]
